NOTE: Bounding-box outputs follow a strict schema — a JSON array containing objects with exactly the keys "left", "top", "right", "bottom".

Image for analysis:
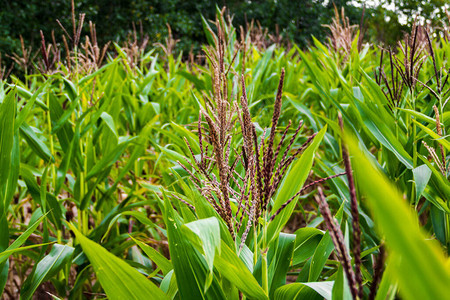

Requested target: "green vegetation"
[{"left": 0, "top": 6, "right": 449, "bottom": 300}]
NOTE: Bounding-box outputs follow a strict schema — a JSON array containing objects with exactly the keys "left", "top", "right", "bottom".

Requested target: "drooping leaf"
[
  {"left": 68, "top": 223, "right": 169, "bottom": 300},
  {"left": 163, "top": 196, "right": 226, "bottom": 300},
  {"left": 412, "top": 164, "right": 432, "bottom": 203},
  {"left": 347, "top": 134, "right": 450, "bottom": 300},
  {"left": 182, "top": 217, "right": 221, "bottom": 291},
  {"left": 214, "top": 240, "right": 268, "bottom": 300},
  {"left": 274, "top": 281, "right": 333, "bottom": 300}
]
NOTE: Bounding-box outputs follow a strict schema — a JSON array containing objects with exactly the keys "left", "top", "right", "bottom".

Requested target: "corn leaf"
[
  {"left": 347, "top": 135, "right": 450, "bottom": 299},
  {"left": 68, "top": 223, "right": 169, "bottom": 300}
]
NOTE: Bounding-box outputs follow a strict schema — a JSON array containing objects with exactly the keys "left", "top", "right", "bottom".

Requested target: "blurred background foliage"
[{"left": 0, "top": 0, "right": 448, "bottom": 70}]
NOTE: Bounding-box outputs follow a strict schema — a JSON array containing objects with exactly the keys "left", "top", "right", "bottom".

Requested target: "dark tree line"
[{"left": 0, "top": 0, "right": 447, "bottom": 71}]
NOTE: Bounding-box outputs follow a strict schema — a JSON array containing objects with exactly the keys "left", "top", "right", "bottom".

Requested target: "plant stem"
[
  {"left": 411, "top": 91, "right": 417, "bottom": 205},
  {"left": 261, "top": 249, "right": 269, "bottom": 294}
]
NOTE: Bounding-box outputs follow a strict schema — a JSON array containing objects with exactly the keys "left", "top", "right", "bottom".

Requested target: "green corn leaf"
[
  {"left": 308, "top": 231, "right": 334, "bottom": 282},
  {"left": 19, "top": 123, "right": 54, "bottom": 163},
  {"left": 331, "top": 266, "right": 352, "bottom": 300},
  {"left": 102, "top": 211, "right": 157, "bottom": 242},
  {"left": 412, "top": 164, "right": 432, "bottom": 204},
  {"left": 292, "top": 228, "right": 324, "bottom": 266},
  {"left": 3, "top": 130, "right": 20, "bottom": 216},
  {"left": 62, "top": 77, "right": 78, "bottom": 101},
  {"left": 0, "top": 242, "right": 54, "bottom": 263},
  {"left": 398, "top": 108, "right": 442, "bottom": 126},
  {"left": 160, "top": 270, "right": 178, "bottom": 299},
  {"left": 0, "top": 90, "right": 16, "bottom": 208},
  {"left": 100, "top": 111, "right": 119, "bottom": 139},
  {"left": 347, "top": 134, "right": 450, "bottom": 300},
  {"left": 163, "top": 196, "right": 226, "bottom": 300},
  {"left": 48, "top": 93, "right": 75, "bottom": 155},
  {"left": 274, "top": 282, "right": 333, "bottom": 300},
  {"left": 214, "top": 240, "right": 269, "bottom": 300},
  {"left": 55, "top": 125, "right": 78, "bottom": 195},
  {"left": 0, "top": 214, "right": 47, "bottom": 265},
  {"left": 267, "top": 233, "right": 296, "bottom": 298},
  {"left": 182, "top": 217, "right": 221, "bottom": 292},
  {"left": 16, "top": 82, "right": 50, "bottom": 129},
  {"left": 374, "top": 258, "right": 397, "bottom": 300},
  {"left": 354, "top": 98, "right": 413, "bottom": 169},
  {"left": 20, "top": 244, "right": 74, "bottom": 300},
  {"left": 68, "top": 223, "right": 169, "bottom": 300},
  {"left": 12, "top": 85, "right": 48, "bottom": 110}
]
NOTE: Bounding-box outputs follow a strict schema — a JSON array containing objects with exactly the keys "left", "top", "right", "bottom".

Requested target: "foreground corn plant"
[
  {"left": 165, "top": 31, "right": 332, "bottom": 298},
  {"left": 0, "top": 5, "right": 449, "bottom": 300}
]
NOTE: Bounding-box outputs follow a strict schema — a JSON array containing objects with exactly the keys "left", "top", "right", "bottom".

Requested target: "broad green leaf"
[
  {"left": 412, "top": 164, "right": 432, "bottom": 203},
  {"left": 0, "top": 242, "right": 53, "bottom": 263},
  {"left": 102, "top": 211, "right": 157, "bottom": 242},
  {"left": 0, "top": 259, "right": 8, "bottom": 296},
  {"left": 182, "top": 217, "right": 221, "bottom": 291},
  {"left": 3, "top": 130, "right": 19, "bottom": 216},
  {"left": 12, "top": 85, "right": 48, "bottom": 110},
  {"left": 293, "top": 228, "right": 324, "bottom": 265},
  {"left": 308, "top": 231, "right": 334, "bottom": 282},
  {"left": 16, "top": 82, "right": 50, "bottom": 128},
  {"left": 68, "top": 223, "right": 169, "bottom": 300},
  {"left": 163, "top": 196, "right": 226, "bottom": 300},
  {"left": 215, "top": 240, "right": 268, "bottom": 300},
  {"left": 347, "top": 134, "right": 450, "bottom": 300},
  {"left": 268, "top": 233, "right": 296, "bottom": 298},
  {"left": 55, "top": 125, "right": 78, "bottom": 195},
  {"left": 430, "top": 205, "right": 446, "bottom": 245},
  {"left": 0, "top": 91, "right": 16, "bottom": 212},
  {"left": 418, "top": 155, "right": 450, "bottom": 201},
  {"left": 20, "top": 244, "right": 74, "bottom": 300},
  {"left": 62, "top": 77, "right": 78, "bottom": 101},
  {"left": 177, "top": 70, "right": 206, "bottom": 91},
  {"left": 398, "top": 108, "right": 442, "bottom": 126},
  {"left": 160, "top": 270, "right": 178, "bottom": 299},
  {"left": 374, "top": 258, "right": 397, "bottom": 300},
  {"left": 331, "top": 266, "right": 352, "bottom": 300},
  {"left": 355, "top": 99, "right": 413, "bottom": 169},
  {"left": 48, "top": 93, "right": 75, "bottom": 155},
  {"left": 159, "top": 145, "right": 188, "bottom": 165},
  {"left": 100, "top": 111, "right": 119, "bottom": 139},
  {"left": 274, "top": 281, "right": 333, "bottom": 300}
]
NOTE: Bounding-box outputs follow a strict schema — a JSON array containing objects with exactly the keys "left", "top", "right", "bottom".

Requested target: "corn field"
[{"left": 0, "top": 6, "right": 449, "bottom": 300}]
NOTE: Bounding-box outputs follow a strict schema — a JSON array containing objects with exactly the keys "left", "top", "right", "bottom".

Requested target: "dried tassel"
[
  {"left": 339, "top": 112, "right": 363, "bottom": 298},
  {"left": 317, "top": 188, "right": 358, "bottom": 300},
  {"left": 368, "top": 245, "right": 385, "bottom": 300},
  {"left": 263, "top": 68, "right": 285, "bottom": 203}
]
